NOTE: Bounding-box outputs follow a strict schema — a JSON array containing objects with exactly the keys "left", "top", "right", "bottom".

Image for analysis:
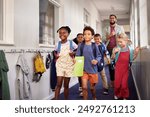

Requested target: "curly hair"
[{"left": 83, "top": 26, "right": 95, "bottom": 36}]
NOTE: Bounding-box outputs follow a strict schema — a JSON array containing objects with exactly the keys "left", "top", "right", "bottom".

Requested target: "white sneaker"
[
  {"left": 79, "top": 92, "right": 83, "bottom": 96},
  {"left": 79, "top": 87, "right": 82, "bottom": 91},
  {"left": 114, "top": 96, "right": 118, "bottom": 100}
]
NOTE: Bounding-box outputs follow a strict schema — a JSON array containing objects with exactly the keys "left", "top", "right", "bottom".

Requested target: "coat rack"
[{"left": 1, "top": 49, "right": 51, "bottom": 53}]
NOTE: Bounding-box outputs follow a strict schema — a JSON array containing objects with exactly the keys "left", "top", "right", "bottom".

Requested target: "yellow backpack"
[{"left": 33, "top": 52, "right": 46, "bottom": 82}]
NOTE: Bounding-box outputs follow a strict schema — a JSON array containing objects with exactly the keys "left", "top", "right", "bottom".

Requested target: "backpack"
[
  {"left": 80, "top": 42, "right": 104, "bottom": 72},
  {"left": 57, "top": 40, "right": 74, "bottom": 53},
  {"left": 99, "top": 43, "right": 106, "bottom": 55},
  {"left": 33, "top": 52, "right": 46, "bottom": 82},
  {"left": 97, "top": 44, "right": 105, "bottom": 71}
]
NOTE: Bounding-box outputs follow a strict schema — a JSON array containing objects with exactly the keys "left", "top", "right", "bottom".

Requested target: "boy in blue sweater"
[{"left": 76, "top": 26, "right": 101, "bottom": 100}]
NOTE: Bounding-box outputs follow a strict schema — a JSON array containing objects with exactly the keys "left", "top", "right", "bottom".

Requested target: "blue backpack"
[
  {"left": 97, "top": 44, "right": 105, "bottom": 71},
  {"left": 80, "top": 42, "right": 104, "bottom": 72}
]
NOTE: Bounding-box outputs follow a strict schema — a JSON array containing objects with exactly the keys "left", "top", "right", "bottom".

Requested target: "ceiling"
[{"left": 92, "top": 0, "right": 131, "bottom": 20}]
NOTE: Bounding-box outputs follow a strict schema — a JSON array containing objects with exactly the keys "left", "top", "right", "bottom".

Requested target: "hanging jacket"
[
  {"left": 0, "top": 50, "right": 10, "bottom": 100},
  {"left": 50, "top": 51, "right": 57, "bottom": 91},
  {"left": 16, "top": 54, "right": 32, "bottom": 100}
]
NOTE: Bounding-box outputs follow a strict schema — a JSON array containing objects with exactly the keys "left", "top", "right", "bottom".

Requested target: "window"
[
  {"left": 139, "top": 0, "right": 148, "bottom": 47},
  {"left": 148, "top": 0, "right": 150, "bottom": 45},
  {"left": 84, "top": 8, "right": 90, "bottom": 26},
  {"left": 0, "top": 0, "right": 14, "bottom": 45},
  {"left": 39, "top": 0, "right": 60, "bottom": 46},
  {"left": 0, "top": 0, "right": 3, "bottom": 41}
]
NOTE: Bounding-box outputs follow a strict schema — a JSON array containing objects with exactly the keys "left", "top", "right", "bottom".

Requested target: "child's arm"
[
  {"left": 69, "top": 41, "right": 78, "bottom": 58},
  {"left": 91, "top": 45, "right": 102, "bottom": 65},
  {"left": 133, "top": 46, "right": 140, "bottom": 60}
]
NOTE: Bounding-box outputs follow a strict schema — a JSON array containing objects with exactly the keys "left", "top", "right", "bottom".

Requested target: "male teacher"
[{"left": 103, "top": 14, "right": 125, "bottom": 87}]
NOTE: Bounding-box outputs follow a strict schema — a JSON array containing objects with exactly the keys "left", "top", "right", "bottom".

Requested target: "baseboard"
[
  {"left": 43, "top": 78, "right": 78, "bottom": 100},
  {"left": 131, "top": 68, "right": 141, "bottom": 100}
]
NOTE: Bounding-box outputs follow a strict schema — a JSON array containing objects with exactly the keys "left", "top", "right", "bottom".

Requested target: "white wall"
[
  {"left": 58, "top": 0, "right": 102, "bottom": 39},
  {"left": 1, "top": 0, "right": 51, "bottom": 100},
  {"left": 0, "top": 0, "right": 102, "bottom": 100}
]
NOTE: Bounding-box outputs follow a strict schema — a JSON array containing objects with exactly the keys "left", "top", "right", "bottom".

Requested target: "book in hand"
[{"left": 73, "top": 56, "right": 84, "bottom": 77}]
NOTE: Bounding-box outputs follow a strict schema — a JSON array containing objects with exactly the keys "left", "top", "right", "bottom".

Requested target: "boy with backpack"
[
  {"left": 76, "top": 26, "right": 101, "bottom": 100},
  {"left": 94, "top": 34, "right": 110, "bottom": 95}
]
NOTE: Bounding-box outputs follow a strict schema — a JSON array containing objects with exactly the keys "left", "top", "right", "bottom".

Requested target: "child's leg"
[
  {"left": 90, "top": 83, "right": 97, "bottom": 100},
  {"left": 100, "top": 68, "right": 108, "bottom": 89},
  {"left": 78, "top": 77, "right": 82, "bottom": 88},
  {"left": 64, "top": 77, "right": 71, "bottom": 100},
  {"left": 54, "top": 76, "right": 64, "bottom": 100},
  {"left": 82, "top": 78, "right": 88, "bottom": 100},
  {"left": 89, "top": 73, "right": 98, "bottom": 99},
  {"left": 114, "top": 68, "right": 122, "bottom": 98},
  {"left": 121, "top": 70, "right": 129, "bottom": 99}
]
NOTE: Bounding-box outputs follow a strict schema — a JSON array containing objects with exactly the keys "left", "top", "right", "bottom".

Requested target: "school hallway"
[
  {"left": 59, "top": 66, "right": 138, "bottom": 100},
  {"left": 0, "top": 0, "right": 150, "bottom": 100}
]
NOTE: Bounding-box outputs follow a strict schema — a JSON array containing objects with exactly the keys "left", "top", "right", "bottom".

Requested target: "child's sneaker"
[
  {"left": 79, "top": 92, "right": 83, "bottom": 96},
  {"left": 79, "top": 87, "right": 82, "bottom": 91},
  {"left": 93, "top": 97, "right": 97, "bottom": 100},
  {"left": 103, "top": 88, "right": 109, "bottom": 95},
  {"left": 114, "top": 95, "right": 118, "bottom": 100}
]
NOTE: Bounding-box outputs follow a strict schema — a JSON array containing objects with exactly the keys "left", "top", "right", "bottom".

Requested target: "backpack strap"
[
  {"left": 98, "top": 45, "right": 104, "bottom": 58},
  {"left": 57, "top": 40, "right": 74, "bottom": 53},
  {"left": 80, "top": 42, "right": 85, "bottom": 56},
  {"left": 128, "top": 45, "right": 134, "bottom": 62},
  {"left": 128, "top": 45, "right": 134, "bottom": 67},
  {"left": 69, "top": 40, "right": 74, "bottom": 51},
  {"left": 91, "top": 42, "right": 96, "bottom": 58},
  {"left": 57, "top": 41, "right": 61, "bottom": 53}
]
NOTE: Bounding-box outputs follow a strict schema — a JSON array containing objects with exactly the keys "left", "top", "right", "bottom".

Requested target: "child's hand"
[
  {"left": 91, "top": 59, "right": 98, "bottom": 65},
  {"left": 111, "top": 47, "right": 120, "bottom": 59},
  {"left": 135, "top": 46, "right": 140, "bottom": 53},
  {"left": 114, "top": 47, "right": 120, "bottom": 54},
  {"left": 133, "top": 46, "right": 140, "bottom": 59},
  {"left": 54, "top": 51, "right": 60, "bottom": 59},
  {"left": 72, "top": 58, "right": 76, "bottom": 64},
  {"left": 69, "top": 51, "right": 75, "bottom": 58},
  {"left": 107, "top": 58, "right": 111, "bottom": 64}
]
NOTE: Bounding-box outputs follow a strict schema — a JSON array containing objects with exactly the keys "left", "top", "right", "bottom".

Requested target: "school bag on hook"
[
  {"left": 33, "top": 51, "right": 46, "bottom": 82},
  {"left": 45, "top": 53, "right": 52, "bottom": 69}
]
